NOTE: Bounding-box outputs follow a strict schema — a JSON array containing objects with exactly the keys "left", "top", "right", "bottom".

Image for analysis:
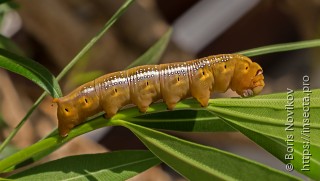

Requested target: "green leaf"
[
  {"left": 69, "top": 70, "right": 104, "bottom": 87},
  {"left": 0, "top": 48, "right": 62, "bottom": 97},
  {"left": 0, "top": 115, "right": 110, "bottom": 173},
  {"left": 0, "top": 143, "right": 19, "bottom": 160},
  {"left": 125, "top": 109, "right": 235, "bottom": 132},
  {"left": 0, "top": 113, "right": 8, "bottom": 129},
  {"left": 117, "top": 120, "right": 299, "bottom": 181},
  {"left": 237, "top": 39, "right": 320, "bottom": 57},
  {"left": 125, "top": 28, "right": 172, "bottom": 69},
  {"left": 112, "top": 98, "right": 234, "bottom": 132},
  {"left": 0, "top": 34, "right": 24, "bottom": 55},
  {"left": 9, "top": 150, "right": 161, "bottom": 181},
  {"left": 227, "top": 124, "right": 318, "bottom": 180},
  {"left": 207, "top": 90, "right": 320, "bottom": 180},
  {"left": 0, "top": 136, "right": 61, "bottom": 172}
]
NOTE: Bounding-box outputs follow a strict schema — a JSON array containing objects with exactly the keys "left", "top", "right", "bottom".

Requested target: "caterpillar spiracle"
[{"left": 53, "top": 54, "right": 265, "bottom": 137}]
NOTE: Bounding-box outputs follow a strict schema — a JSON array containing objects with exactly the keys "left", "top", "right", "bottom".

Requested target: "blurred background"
[{"left": 0, "top": 0, "right": 319, "bottom": 180}]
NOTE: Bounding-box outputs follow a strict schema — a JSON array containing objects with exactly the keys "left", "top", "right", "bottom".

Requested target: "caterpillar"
[{"left": 53, "top": 54, "right": 265, "bottom": 137}]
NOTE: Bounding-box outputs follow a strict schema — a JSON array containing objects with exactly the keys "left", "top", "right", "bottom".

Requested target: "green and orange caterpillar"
[{"left": 53, "top": 54, "right": 265, "bottom": 137}]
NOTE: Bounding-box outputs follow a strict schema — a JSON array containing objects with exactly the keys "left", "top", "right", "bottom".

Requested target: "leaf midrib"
[{"left": 63, "top": 157, "right": 159, "bottom": 181}]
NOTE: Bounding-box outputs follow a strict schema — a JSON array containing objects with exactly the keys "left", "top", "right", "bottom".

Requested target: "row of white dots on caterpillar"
[
  {"left": 210, "top": 55, "right": 232, "bottom": 64},
  {"left": 98, "top": 55, "right": 234, "bottom": 90},
  {"left": 101, "top": 75, "right": 129, "bottom": 89},
  {"left": 160, "top": 64, "right": 188, "bottom": 77},
  {"left": 81, "top": 86, "right": 95, "bottom": 94},
  {"left": 129, "top": 68, "right": 160, "bottom": 83}
]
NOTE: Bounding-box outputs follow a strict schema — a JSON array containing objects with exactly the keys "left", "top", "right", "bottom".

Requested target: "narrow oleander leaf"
[
  {"left": 69, "top": 70, "right": 104, "bottom": 87},
  {"left": 226, "top": 123, "right": 319, "bottom": 180},
  {"left": 0, "top": 136, "right": 62, "bottom": 173},
  {"left": 0, "top": 48, "right": 62, "bottom": 97},
  {"left": 207, "top": 89, "right": 320, "bottom": 179},
  {"left": 0, "top": 34, "right": 24, "bottom": 55},
  {"left": 0, "top": 115, "right": 110, "bottom": 173},
  {"left": 237, "top": 39, "right": 320, "bottom": 57},
  {"left": 117, "top": 120, "right": 299, "bottom": 181},
  {"left": 125, "top": 109, "right": 234, "bottom": 132},
  {"left": 126, "top": 28, "right": 172, "bottom": 69},
  {"left": 9, "top": 150, "right": 161, "bottom": 181}
]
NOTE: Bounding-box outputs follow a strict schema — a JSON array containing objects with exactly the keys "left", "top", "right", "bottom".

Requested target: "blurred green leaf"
[
  {"left": 0, "top": 48, "right": 62, "bottom": 97},
  {"left": 0, "top": 34, "right": 23, "bottom": 55},
  {"left": 0, "top": 112, "right": 7, "bottom": 129},
  {"left": 9, "top": 150, "right": 161, "bottom": 181},
  {"left": 126, "top": 28, "right": 172, "bottom": 69},
  {"left": 118, "top": 120, "right": 299, "bottom": 181},
  {"left": 69, "top": 70, "right": 104, "bottom": 87}
]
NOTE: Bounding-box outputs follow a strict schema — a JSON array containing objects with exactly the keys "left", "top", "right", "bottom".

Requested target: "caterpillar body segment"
[{"left": 54, "top": 54, "right": 265, "bottom": 137}]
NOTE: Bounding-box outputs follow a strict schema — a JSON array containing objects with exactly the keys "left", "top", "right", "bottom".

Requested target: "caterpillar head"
[
  {"left": 53, "top": 97, "right": 81, "bottom": 137},
  {"left": 230, "top": 56, "right": 265, "bottom": 97}
]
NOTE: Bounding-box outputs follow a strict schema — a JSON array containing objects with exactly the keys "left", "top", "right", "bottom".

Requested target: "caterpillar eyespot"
[{"left": 54, "top": 54, "right": 265, "bottom": 137}]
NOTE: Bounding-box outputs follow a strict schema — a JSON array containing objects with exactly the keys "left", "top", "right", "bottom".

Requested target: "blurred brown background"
[{"left": 0, "top": 0, "right": 319, "bottom": 180}]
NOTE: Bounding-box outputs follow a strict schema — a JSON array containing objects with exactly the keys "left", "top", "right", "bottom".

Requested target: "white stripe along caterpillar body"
[{"left": 53, "top": 54, "right": 265, "bottom": 137}]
